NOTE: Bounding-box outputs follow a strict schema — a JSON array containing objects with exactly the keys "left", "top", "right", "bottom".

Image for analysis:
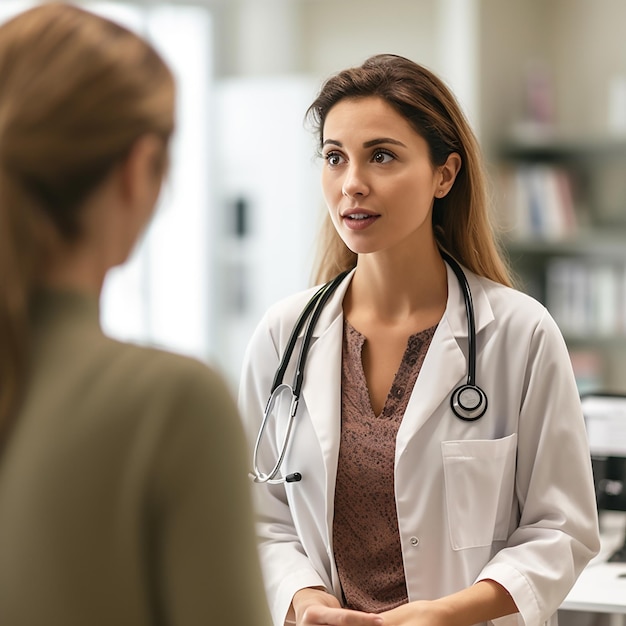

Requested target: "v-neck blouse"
[{"left": 332, "top": 318, "right": 436, "bottom": 612}]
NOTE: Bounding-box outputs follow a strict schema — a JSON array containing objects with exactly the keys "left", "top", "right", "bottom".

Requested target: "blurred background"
[{"left": 2, "top": 0, "right": 626, "bottom": 395}]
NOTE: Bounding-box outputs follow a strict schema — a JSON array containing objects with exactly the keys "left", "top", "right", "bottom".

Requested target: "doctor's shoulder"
[
  {"left": 246, "top": 284, "right": 326, "bottom": 354},
  {"left": 477, "top": 274, "right": 566, "bottom": 340}
]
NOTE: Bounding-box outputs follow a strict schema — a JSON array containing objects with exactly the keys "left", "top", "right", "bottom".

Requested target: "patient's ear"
[{"left": 118, "top": 133, "right": 167, "bottom": 224}]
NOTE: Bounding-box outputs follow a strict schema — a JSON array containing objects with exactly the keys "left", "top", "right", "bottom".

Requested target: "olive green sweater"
[{"left": 0, "top": 290, "right": 271, "bottom": 626}]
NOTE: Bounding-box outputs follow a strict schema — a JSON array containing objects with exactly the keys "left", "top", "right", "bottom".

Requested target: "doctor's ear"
[{"left": 436, "top": 152, "right": 462, "bottom": 198}]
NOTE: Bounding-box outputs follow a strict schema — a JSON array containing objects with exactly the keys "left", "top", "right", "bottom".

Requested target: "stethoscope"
[{"left": 250, "top": 251, "right": 487, "bottom": 485}]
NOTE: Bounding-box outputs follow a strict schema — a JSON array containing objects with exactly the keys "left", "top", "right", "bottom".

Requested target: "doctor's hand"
[
  {"left": 379, "top": 580, "right": 518, "bottom": 626},
  {"left": 291, "top": 588, "right": 384, "bottom": 626},
  {"left": 379, "top": 600, "right": 447, "bottom": 626}
]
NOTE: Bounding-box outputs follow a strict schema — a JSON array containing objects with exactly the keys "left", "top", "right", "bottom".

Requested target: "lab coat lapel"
[
  {"left": 395, "top": 316, "right": 465, "bottom": 451},
  {"left": 300, "top": 273, "right": 353, "bottom": 534},
  {"left": 396, "top": 262, "right": 494, "bottom": 451},
  {"left": 297, "top": 264, "right": 495, "bottom": 513},
  {"left": 301, "top": 312, "right": 344, "bottom": 467}
]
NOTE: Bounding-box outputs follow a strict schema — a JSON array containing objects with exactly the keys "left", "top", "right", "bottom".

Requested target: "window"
[{"left": 1, "top": 1, "right": 216, "bottom": 364}]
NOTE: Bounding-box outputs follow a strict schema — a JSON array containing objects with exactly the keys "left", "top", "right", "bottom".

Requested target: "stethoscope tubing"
[
  {"left": 440, "top": 250, "right": 476, "bottom": 386},
  {"left": 251, "top": 271, "right": 349, "bottom": 484},
  {"left": 251, "top": 253, "right": 487, "bottom": 484}
]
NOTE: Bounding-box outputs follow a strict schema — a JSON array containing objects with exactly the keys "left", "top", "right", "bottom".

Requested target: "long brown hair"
[
  {"left": 0, "top": 3, "right": 175, "bottom": 440},
  {"left": 305, "top": 54, "right": 512, "bottom": 287}
]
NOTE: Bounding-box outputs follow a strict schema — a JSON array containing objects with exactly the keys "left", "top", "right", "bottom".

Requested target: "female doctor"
[{"left": 238, "top": 54, "right": 600, "bottom": 626}]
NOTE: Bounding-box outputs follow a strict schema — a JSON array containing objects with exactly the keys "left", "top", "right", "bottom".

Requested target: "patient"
[{"left": 0, "top": 4, "right": 271, "bottom": 625}]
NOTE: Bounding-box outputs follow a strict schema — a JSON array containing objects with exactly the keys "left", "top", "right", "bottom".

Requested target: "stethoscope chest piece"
[{"left": 450, "top": 384, "right": 487, "bottom": 421}]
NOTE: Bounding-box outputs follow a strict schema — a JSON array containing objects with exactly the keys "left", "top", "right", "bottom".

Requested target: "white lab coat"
[{"left": 238, "top": 262, "right": 600, "bottom": 626}]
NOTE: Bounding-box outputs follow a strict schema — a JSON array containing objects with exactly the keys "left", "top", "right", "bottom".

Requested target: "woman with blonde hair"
[
  {"left": 239, "top": 54, "right": 600, "bottom": 626},
  {"left": 0, "top": 4, "right": 270, "bottom": 625}
]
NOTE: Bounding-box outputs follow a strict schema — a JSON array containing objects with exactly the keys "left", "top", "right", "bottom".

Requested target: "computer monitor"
[{"left": 581, "top": 393, "right": 626, "bottom": 561}]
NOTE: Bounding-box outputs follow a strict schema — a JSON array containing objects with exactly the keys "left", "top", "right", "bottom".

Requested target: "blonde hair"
[
  {"left": 305, "top": 54, "right": 512, "bottom": 287},
  {"left": 0, "top": 2, "right": 175, "bottom": 438}
]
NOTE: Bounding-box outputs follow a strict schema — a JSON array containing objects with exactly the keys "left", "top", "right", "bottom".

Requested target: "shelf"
[
  {"left": 504, "top": 232, "right": 626, "bottom": 259},
  {"left": 495, "top": 134, "right": 626, "bottom": 391},
  {"left": 499, "top": 135, "right": 626, "bottom": 163},
  {"left": 564, "top": 335, "right": 626, "bottom": 347}
]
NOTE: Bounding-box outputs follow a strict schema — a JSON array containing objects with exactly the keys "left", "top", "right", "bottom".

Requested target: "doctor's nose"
[{"left": 341, "top": 165, "right": 369, "bottom": 198}]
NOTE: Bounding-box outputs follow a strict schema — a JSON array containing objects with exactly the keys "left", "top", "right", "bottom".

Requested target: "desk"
[
  {"left": 560, "top": 562, "right": 626, "bottom": 626},
  {"left": 560, "top": 513, "right": 626, "bottom": 626}
]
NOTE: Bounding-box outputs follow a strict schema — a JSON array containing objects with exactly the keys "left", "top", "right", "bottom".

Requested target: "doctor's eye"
[
  {"left": 324, "top": 151, "right": 345, "bottom": 167},
  {"left": 372, "top": 149, "right": 395, "bottom": 164}
]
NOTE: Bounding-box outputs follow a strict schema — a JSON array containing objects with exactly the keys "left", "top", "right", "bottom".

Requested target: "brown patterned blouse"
[{"left": 332, "top": 319, "right": 437, "bottom": 613}]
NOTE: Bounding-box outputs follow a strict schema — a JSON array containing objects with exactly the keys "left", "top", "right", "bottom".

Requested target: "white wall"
[
  {"left": 213, "top": 75, "right": 321, "bottom": 385},
  {"left": 551, "top": 0, "right": 626, "bottom": 137}
]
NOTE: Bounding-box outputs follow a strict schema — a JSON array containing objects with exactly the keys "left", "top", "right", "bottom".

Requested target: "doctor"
[{"left": 238, "top": 54, "right": 600, "bottom": 626}]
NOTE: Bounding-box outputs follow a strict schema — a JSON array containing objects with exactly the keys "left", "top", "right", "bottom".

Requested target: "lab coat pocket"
[{"left": 441, "top": 434, "right": 517, "bottom": 550}]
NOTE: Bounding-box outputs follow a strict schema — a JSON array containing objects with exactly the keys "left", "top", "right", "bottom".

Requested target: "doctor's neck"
[{"left": 348, "top": 248, "right": 448, "bottom": 324}]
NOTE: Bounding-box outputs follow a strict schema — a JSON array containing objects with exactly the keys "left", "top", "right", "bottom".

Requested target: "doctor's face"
[{"left": 321, "top": 96, "right": 445, "bottom": 257}]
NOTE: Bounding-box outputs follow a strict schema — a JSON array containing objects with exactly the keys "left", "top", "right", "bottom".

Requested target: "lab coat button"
[{"left": 410, "top": 536, "right": 419, "bottom": 546}]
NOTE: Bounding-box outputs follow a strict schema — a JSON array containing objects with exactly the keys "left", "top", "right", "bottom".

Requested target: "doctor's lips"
[{"left": 342, "top": 208, "right": 380, "bottom": 230}]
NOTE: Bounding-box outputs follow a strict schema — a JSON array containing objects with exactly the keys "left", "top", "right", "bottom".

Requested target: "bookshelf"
[{"left": 495, "top": 135, "right": 626, "bottom": 393}]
